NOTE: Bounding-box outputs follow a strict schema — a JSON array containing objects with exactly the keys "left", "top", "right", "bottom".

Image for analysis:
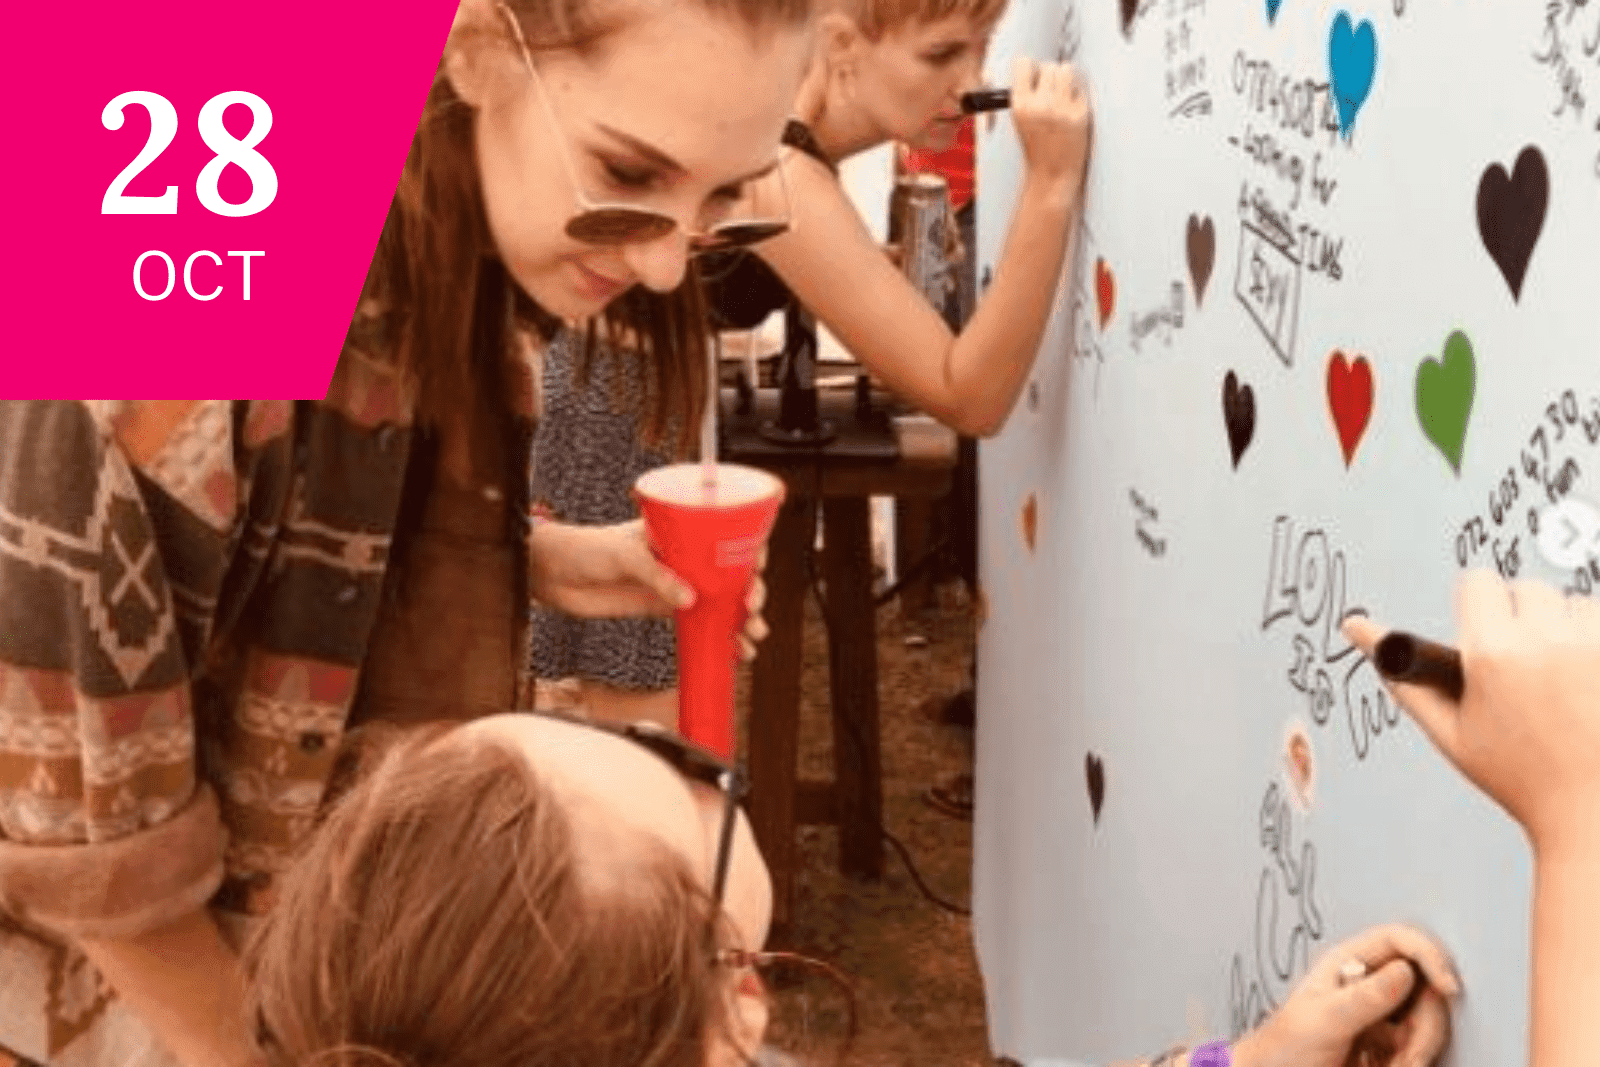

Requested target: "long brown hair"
[
  {"left": 245, "top": 721, "right": 731, "bottom": 1067},
  {"left": 365, "top": 0, "right": 810, "bottom": 460}
]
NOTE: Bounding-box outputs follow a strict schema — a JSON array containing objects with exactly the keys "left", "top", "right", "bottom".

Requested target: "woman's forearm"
[
  {"left": 1527, "top": 845, "right": 1600, "bottom": 1067},
  {"left": 77, "top": 907, "right": 264, "bottom": 1067},
  {"left": 938, "top": 174, "right": 1081, "bottom": 437},
  {"left": 756, "top": 158, "right": 1083, "bottom": 439}
]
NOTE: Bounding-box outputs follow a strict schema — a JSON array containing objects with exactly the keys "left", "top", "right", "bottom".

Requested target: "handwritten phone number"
[{"left": 1455, "top": 388, "right": 1600, "bottom": 581}]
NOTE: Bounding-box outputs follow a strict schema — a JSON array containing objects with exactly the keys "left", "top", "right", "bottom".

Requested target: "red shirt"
[{"left": 900, "top": 116, "right": 976, "bottom": 211}]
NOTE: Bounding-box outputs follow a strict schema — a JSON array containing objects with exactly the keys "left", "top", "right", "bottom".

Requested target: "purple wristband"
[{"left": 1189, "top": 1041, "right": 1231, "bottom": 1067}]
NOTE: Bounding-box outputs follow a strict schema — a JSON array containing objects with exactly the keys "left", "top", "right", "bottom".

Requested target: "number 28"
[{"left": 101, "top": 90, "right": 278, "bottom": 217}]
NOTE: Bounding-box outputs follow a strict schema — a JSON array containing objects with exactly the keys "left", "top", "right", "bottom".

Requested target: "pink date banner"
[{"left": 1, "top": 3, "right": 458, "bottom": 397}]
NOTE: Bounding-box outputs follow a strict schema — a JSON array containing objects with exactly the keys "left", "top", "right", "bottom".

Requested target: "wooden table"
[{"left": 723, "top": 387, "right": 957, "bottom": 937}]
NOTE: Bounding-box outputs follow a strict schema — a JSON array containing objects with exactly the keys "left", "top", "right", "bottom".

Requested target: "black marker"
[
  {"left": 1373, "top": 631, "right": 1465, "bottom": 701},
  {"left": 960, "top": 88, "right": 1011, "bottom": 113}
]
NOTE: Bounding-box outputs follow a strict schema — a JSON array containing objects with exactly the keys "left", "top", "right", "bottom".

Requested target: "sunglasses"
[
  {"left": 533, "top": 710, "right": 749, "bottom": 906},
  {"left": 497, "top": 3, "right": 796, "bottom": 254}
]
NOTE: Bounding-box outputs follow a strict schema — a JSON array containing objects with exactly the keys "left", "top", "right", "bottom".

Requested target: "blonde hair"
[
  {"left": 846, "top": 0, "right": 1008, "bottom": 39},
  {"left": 245, "top": 722, "right": 732, "bottom": 1067}
]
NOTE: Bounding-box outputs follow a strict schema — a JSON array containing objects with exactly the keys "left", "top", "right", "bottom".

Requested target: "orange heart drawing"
[
  {"left": 1095, "top": 259, "right": 1116, "bottom": 329},
  {"left": 1022, "top": 493, "right": 1038, "bottom": 552}
]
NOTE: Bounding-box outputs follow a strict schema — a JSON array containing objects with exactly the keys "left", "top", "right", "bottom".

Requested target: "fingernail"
[{"left": 674, "top": 584, "right": 696, "bottom": 609}]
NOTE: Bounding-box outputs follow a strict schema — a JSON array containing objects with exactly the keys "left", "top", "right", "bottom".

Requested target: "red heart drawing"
[
  {"left": 1326, "top": 351, "right": 1374, "bottom": 467},
  {"left": 1095, "top": 258, "right": 1115, "bottom": 329}
]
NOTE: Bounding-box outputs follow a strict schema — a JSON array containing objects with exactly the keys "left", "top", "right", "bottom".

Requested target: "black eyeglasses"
[{"left": 497, "top": 3, "right": 796, "bottom": 254}]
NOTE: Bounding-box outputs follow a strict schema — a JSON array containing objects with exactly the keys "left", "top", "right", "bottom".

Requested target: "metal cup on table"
[{"left": 887, "top": 172, "right": 959, "bottom": 312}]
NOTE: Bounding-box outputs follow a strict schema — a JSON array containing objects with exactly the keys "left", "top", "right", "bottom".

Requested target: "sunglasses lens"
[
  {"left": 567, "top": 208, "right": 677, "bottom": 245},
  {"left": 692, "top": 222, "right": 790, "bottom": 254}
]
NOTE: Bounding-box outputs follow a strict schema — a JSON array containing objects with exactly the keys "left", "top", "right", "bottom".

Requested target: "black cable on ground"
[
  {"left": 871, "top": 533, "right": 952, "bottom": 608},
  {"left": 796, "top": 483, "right": 972, "bottom": 917},
  {"left": 880, "top": 824, "right": 971, "bottom": 917}
]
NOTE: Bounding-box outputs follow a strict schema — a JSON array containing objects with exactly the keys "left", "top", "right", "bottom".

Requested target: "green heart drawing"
[{"left": 1416, "top": 330, "right": 1476, "bottom": 474}]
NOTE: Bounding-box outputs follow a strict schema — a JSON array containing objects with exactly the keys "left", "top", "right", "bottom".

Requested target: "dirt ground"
[{"left": 737, "top": 577, "right": 997, "bottom": 1067}]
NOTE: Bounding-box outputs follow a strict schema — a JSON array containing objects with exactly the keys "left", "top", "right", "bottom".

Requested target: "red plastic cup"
[{"left": 633, "top": 463, "right": 786, "bottom": 759}]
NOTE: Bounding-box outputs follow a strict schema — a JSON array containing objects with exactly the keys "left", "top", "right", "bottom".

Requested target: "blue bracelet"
[{"left": 1189, "top": 1041, "right": 1231, "bottom": 1067}]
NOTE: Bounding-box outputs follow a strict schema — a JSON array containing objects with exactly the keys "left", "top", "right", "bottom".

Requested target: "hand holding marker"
[
  {"left": 1346, "top": 572, "right": 1600, "bottom": 854},
  {"left": 961, "top": 74, "right": 1092, "bottom": 168},
  {"left": 1339, "top": 958, "right": 1430, "bottom": 1026},
  {"left": 1327, "top": 632, "right": 1454, "bottom": 1032}
]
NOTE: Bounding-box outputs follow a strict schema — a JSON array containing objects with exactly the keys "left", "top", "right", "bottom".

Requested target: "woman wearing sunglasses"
[
  {"left": 0, "top": 0, "right": 812, "bottom": 1063},
  {"left": 524, "top": 0, "right": 1089, "bottom": 725},
  {"left": 239, "top": 710, "right": 1455, "bottom": 1067}
]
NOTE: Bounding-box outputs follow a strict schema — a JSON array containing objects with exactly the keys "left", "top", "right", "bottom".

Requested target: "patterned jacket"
[{"left": 0, "top": 322, "right": 537, "bottom": 1060}]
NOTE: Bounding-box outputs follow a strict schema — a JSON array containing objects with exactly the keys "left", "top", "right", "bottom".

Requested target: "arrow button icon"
[{"left": 1537, "top": 499, "right": 1600, "bottom": 570}]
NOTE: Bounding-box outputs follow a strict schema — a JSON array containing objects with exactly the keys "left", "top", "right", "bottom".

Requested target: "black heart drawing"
[
  {"left": 1085, "top": 752, "right": 1106, "bottom": 825},
  {"left": 1119, "top": 0, "right": 1139, "bottom": 37},
  {"left": 1186, "top": 214, "right": 1215, "bottom": 307},
  {"left": 1223, "top": 370, "right": 1256, "bottom": 470},
  {"left": 1476, "top": 145, "right": 1548, "bottom": 302}
]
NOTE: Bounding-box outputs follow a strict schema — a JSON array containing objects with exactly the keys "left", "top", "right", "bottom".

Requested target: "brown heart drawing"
[
  {"left": 1085, "top": 752, "right": 1106, "bottom": 825},
  {"left": 1476, "top": 145, "right": 1548, "bottom": 302},
  {"left": 1222, "top": 370, "right": 1256, "bottom": 470},
  {"left": 1186, "top": 214, "right": 1215, "bottom": 307},
  {"left": 1119, "top": 0, "right": 1139, "bottom": 37},
  {"left": 1021, "top": 492, "right": 1038, "bottom": 552}
]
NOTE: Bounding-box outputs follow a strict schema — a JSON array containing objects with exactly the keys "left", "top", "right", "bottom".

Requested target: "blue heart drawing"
[
  {"left": 1328, "top": 12, "right": 1376, "bottom": 138},
  {"left": 1266, "top": 0, "right": 1283, "bottom": 23}
]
